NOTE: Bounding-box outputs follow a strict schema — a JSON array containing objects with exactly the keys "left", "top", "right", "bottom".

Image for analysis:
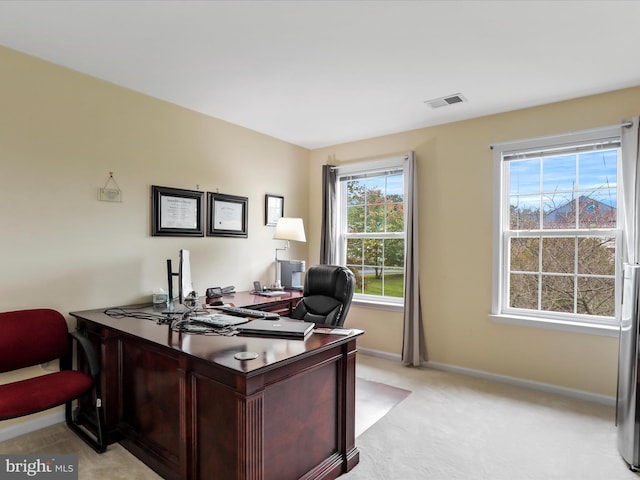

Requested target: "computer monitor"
[
  {"left": 166, "top": 249, "right": 194, "bottom": 305},
  {"left": 179, "top": 249, "right": 194, "bottom": 304}
]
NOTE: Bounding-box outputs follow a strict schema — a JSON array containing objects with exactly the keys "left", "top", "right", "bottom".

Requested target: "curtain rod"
[
  {"left": 489, "top": 120, "right": 633, "bottom": 150},
  {"left": 327, "top": 153, "right": 411, "bottom": 171}
]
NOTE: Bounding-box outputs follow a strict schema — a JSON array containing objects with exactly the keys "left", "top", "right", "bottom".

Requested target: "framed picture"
[
  {"left": 207, "top": 192, "right": 248, "bottom": 238},
  {"left": 265, "top": 194, "right": 284, "bottom": 226},
  {"left": 151, "top": 185, "right": 204, "bottom": 237}
]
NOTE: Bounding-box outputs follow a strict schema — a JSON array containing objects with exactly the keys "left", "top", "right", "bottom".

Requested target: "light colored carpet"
[
  {"left": 347, "top": 355, "right": 637, "bottom": 480},
  {"left": 1, "top": 354, "right": 637, "bottom": 480},
  {"left": 0, "top": 421, "right": 162, "bottom": 480},
  {"left": 355, "top": 377, "right": 411, "bottom": 437}
]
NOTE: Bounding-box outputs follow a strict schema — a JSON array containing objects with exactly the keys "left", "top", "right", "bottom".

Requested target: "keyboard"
[
  {"left": 219, "top": 306, "right": 280, "bottom": 319},
  {"left": 189, "top": 314, "right": 249, "bottom": 328}
]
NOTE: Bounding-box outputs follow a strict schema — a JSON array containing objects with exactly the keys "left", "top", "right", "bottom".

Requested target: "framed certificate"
[
  {"left": 151, "top": 186, "right": 204, "bottom": 237},
  {"left": 265, "top": 194, "right": 284, "bottom": 226},
  {"left": 207, "top": 192, "right": 248, "bottom": 238}
]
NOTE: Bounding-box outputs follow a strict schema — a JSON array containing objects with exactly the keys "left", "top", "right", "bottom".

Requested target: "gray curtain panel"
[
  {"left": 320, "top": 164, "right": 337, "bottom": 265},
  {"left": 402, "top": 151, "right": 426, "bottom": 366}
]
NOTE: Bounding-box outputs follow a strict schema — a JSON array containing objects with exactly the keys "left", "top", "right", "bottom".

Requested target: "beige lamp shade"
[{"left": 273, "top": 217, "right": 306, "bottom": 242}]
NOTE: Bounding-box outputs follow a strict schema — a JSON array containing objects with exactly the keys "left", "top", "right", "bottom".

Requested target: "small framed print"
[
  {"left": 151, "top": 185, "right": 204, "bottom": 237},
  {"left": 207, "top": 192, "right": 248, "bottom": 238},
  {"left": 265, "top": 194, "right": 284, "bottom": 226}
]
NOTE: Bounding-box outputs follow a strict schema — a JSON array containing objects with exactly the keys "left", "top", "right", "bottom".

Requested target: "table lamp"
[{"left": 273, "top": 217, "right": 306, "bottom": 288}]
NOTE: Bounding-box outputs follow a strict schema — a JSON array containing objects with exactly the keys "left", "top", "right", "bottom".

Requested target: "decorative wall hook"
[{"left": 98, "top": 172, "right": 122, "bottom": 202}]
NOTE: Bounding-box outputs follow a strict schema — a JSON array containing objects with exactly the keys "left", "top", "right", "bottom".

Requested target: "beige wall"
[
  {"left": 309, "top": 86, "right": 640, "bottom": 397},
  {"left": 1, "top": 45, "right": 309, "bottom": 311},
  {"left": 0, "top": 46, "right": 309, "bottom": 432}
]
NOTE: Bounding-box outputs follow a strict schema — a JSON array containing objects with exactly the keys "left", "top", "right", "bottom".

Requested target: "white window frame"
[
  {"left": 335, "top": 156, "right": 407, "bottom": 308},
  {"left": 490, "top": 126, "right": 622, "bottom": 337}
]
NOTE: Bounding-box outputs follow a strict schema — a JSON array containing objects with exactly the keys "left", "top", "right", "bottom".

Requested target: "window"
[
  {"left": 492, "top": 128, "right": 621, "bottom": 331},
  {"left": 336, "top": 157, "right": 406, "bottom": 304}
]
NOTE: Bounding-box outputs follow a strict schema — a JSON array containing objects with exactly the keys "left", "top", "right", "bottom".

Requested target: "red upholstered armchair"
[{"left": 0, "top": 308, "right": 106, "bottom": 453}]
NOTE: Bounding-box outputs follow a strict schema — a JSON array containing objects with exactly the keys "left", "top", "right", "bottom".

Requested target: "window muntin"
[
  {"left": 338, "top": 163, "right": 406, "bottom": 302},
  {"left": 497, "top": 136, "right": 620, "bottom": 326}
]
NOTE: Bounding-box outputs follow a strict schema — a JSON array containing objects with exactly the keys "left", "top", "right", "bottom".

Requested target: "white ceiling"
[{"left": 1, "top": 0, "right": 639, "bottom": 149}]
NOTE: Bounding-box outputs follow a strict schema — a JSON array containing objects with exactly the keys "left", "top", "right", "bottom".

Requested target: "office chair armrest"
[{"left": 69, "top": 330, "right": 101, "bottom": 379}]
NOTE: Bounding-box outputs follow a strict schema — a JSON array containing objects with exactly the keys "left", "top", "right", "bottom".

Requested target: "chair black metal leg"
[{"left": 65, "top": 395, "right": 107, "bottom": 453}]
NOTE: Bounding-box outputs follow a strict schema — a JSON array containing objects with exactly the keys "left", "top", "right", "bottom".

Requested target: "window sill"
[
  {"left": 489, "top": 313, "right": 619, "bottom": 338},
  {"left": 352, "top": 298, "right": 404, "bottom": 313}
]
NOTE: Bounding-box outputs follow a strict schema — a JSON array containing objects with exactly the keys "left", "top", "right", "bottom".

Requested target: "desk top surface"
[
  {"left": 70, "top": 294, "right": 362, "bottom": 376},
  {"left": 214, "top": 289, "right": 304, "bottom": 307}
]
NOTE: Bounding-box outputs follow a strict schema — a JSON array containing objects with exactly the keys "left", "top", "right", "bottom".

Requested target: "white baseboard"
[
  {"left": 358, "top": 347, "right": 402, "bottom": 362},
  {"left": 358, "top": 348, "right": 616, "bottom": 407},
  {"left": 0, "top": 412, "right": 64, "bottom": 443}
]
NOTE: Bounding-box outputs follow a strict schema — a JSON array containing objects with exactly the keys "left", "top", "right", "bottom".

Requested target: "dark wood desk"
[{"left": 70, "top": 295, "right": 361, "bottom": 480}]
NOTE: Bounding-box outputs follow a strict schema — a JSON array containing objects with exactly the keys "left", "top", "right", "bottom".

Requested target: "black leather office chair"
[{"left": 290, "top": 265, "right": 355, "bottom": 327}]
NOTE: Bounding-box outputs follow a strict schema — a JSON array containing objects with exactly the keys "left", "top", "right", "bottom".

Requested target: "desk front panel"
[
  {"left": 262, "top": 357, "right": 339, "bottom": 479},
  {"left": 119, "top": 336, "right": 182, "bottom": 479}
]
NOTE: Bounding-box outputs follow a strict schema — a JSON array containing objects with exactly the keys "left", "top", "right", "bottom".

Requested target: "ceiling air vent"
[{"left": 425, "top": 93, "right": 467, "bottom": 109}]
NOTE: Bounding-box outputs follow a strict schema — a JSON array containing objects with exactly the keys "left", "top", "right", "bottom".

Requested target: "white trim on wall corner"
[
  {"left": 0, "top": 411, "right": 64, "bottom": 443},
  {"left": 358, "top": 349, "right": 615, "bottom": 407}
]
